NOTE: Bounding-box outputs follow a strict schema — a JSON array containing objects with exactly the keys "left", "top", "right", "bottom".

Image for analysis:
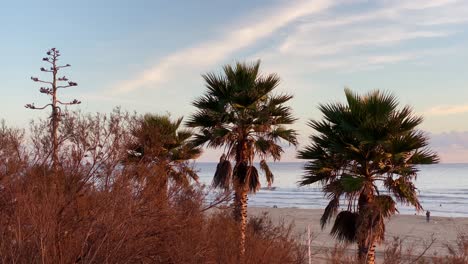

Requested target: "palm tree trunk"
[
  {"left": 239, "top": 190, "right": 248, "bottom": 262},
  {"left": 233, "top": 139, "right": 250, "bottom": 262},
  {"left": 367, "top": 243, "right": 376, "bottom": 264},
  {"left": 233, "top": 188, "right": 248, "bottom": 262},
  {"left": 357, "top": 190, "right": 376, "bottom": 264},
  {"left": 358, "top": 240, "right": 368, "bottom": 262},
  {"left": 358, "top": 240, "right": 376, "bottom": 264}
]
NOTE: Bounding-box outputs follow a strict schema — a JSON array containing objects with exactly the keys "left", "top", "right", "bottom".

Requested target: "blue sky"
[{"left": 2, "top": 0, "right": 468, "bottom": 162}]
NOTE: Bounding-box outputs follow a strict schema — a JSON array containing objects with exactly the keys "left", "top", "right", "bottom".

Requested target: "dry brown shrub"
[
  {"left": 0, "top": 112, "right": 305, "bottom": 264},
  {"left": 204, "top": 212, "right": 306, "bottom": 264},
  {"left": 325, "top": 244, "right": 357, "bottom": 264},
  {"left": 431, "top": 233, "right": 468, "bottom": 264},
  {"left": 323, "top": 234, "right": 467, "bottom": 264}
]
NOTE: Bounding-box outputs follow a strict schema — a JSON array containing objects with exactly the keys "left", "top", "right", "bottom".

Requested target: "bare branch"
[
  {"left": 25, "top": 103, "right": 52, "bottom": 110},
  {"left": 31, "top": 77, "right": 53, "bottom": 85},
  {"left": 200, "top": 190, "right": 232, "bottom": 212},
  {"left": 57, "top": 99, "right": 81, "bottom": 105},
  {"left": 40, "top": 67, "right": 53, "bottom": 73},
  {"left": 42, "top": 57, "right": 54, "bottom": 64},
  {"left": 411, "top": 234, "right": 436, "bottom": 263},
  {"left": 39, "top": 87, "right": 53, "bottom": 95},
  {"left": 57, "top": 64, "right": 71, "bottom": 69},
  {"left": 57, "top": 82, "right": 78, "bottom": 89}
]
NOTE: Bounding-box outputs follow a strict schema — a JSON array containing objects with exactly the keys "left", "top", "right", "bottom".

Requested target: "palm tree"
[
  {"left": 187, "top": 61, "right": 297, "bottom": 259},
  {"left": 128, "top": 114, "right": 202, "bottom": 188},
  {"left": 298, "top": 88, "right": 438, "bottom": 264}
]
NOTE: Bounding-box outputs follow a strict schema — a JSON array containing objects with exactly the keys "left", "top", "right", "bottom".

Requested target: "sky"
[{"left": 1, "top": 0, "right": 468, "bottom": 162}]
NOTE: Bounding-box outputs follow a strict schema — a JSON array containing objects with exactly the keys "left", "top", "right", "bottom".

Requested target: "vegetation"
[
  {"left": 3, "top": 49, "right": 463, "bottom": 263},
  {"left": 0, "top": 112, "right": 305, "bottom": 264},
  {"left": 187, "top": 60, "right": 297, "bottom": 259},
  {"left": 298, "top": 88, "right": 439, "bottom": 264},
  {"left": 127, "top": 114, "right": 202, "bottom": 189},
  {"left": 325, "top": 233, "right": 468, "bottom": 264}
]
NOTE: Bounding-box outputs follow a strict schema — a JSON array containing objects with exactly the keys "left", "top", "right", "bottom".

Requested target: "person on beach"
[{"left": 426, "top": 210, "right": 431, "bottom": 222}]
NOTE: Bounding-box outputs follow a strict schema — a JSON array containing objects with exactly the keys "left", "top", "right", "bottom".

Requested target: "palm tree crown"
[
  {"left": 298, "top": 88, "right": 438, "bottom": 263},
  {"left": 187, "top": 60, "right": 297, "bottom": 191},
  {"left": 129, "top": 114, "right": 201, "bottom": 186}
]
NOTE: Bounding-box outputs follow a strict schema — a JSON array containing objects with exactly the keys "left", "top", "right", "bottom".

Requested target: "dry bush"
[
  {"left": 381, "top": 234, "right": 468, "bottom": 264},
  {"left": 0, "top": 119, "right": 26, "bottom": 179},
  {"left": 0, "top": 168, "right": 305, "bottom": 263},
  {"left": 325, "top": 244, "right": 357, "bottom": 264},
  {"left": 0, "top": 111, "right": 305, "bottom": 264},
  {"left": 323, "top": 234, "right": 467, "bottom": 264},
  {"left": 431, "top": 233, "right": 468, "bottom": 264},
  {"left": 205, "top": 212, "right": 306, "bottom": 264},
  {"left": 381, "top": 236, "right": 435, "bottom": 264}
]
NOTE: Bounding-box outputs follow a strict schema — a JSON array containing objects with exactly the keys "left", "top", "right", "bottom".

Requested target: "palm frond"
[
  {"left": 212, "top": 154, "right": 232, "bottom": 190},
  {"left": 330, "top": 211, "right": 358, "bottom": 243},
  {"left": 374, "top": 195, "right": 398, "bottom": 218},
  {"left": 233, "top": 162, "right": 261, "bottom": 193},
  {"left": 259, "top": 160, "right": 274, "bottom": 186},
  {"left": 321, "top": 197, "right": 340, "bottom": 228},
  {"left": 268, "top": 93, "right": 293, "bottom": 105},
  {"left": 248, "top": 166, "right": 260, "bottom": 192},
  {"left": 299, "top": 160, "right": 336, "bottom": 186},
  {"left": 384, "top": 176, "right": 423, "bottom": 211},
  {"left": 269, "top": 126, "right": 298, "bottom": 146},
  {"left": 254, "top": 138, "right": 283, "bottom": 161},
  {"left": 186, "top": 110, "right": 222, "bottom": 128},
  {"left": 407, "top": 149, "right": 439, "bottom": 164},
  {"left": 340, "top": 175, "right": 365, "bottom": 193}
]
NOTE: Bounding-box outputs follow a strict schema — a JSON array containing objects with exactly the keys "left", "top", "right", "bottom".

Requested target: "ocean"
[{"left": 196, "top": 162, "right": 468, "bottom": 217}]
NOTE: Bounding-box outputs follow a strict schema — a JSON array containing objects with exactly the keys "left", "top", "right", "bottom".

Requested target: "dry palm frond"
[
  {"left": 330, "top": 211, "right": 358, "bottom": 243},
  {"left": 212, "top": 154, "right": 232, "bottom": 190},
  {"left": 259, "top": 160, "right": 274, "bottom": 187}
]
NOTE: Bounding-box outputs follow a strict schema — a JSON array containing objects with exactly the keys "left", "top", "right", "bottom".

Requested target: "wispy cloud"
[
  {"left": 279, "top": 28, "right": 452, "bottom": 57},
  {"left": 398, "top": 0, "right": 459, "bottom": 10},
  {"left": 112, "top": 0, "right": 468, "bottom": 94},
  {"left": 426, "top": 105, "right": 468, "bottom": 116},
  {"left": 263, "top": 47, "right": 448, "bottom": 76},
  {"left": 278, "top": 0, "right": 462, "bottom": 57},
  {"left": 113, "top": 0, "right": 334, "bottom": 94},
  {"left": 260, "top": 0, "right": 467, "bottom": 73},
  {"left": 420, "top": 16, "right": 468, "bottom": 26}
]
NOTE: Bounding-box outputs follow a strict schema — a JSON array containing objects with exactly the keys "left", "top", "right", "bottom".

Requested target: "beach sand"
[{"left": 248, "top": 207, "right": 468, "bottom": 262}]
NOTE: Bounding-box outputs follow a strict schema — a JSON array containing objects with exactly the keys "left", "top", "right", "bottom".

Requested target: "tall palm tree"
[
  {"left": 298, "top": 88, "right": 438, "bottom": 264},
  {"left": 128, "top": 114, "right": 202, "bottom": 188},
  {"left": 187, "top": 61, "right": 297, "bottom": 259}
]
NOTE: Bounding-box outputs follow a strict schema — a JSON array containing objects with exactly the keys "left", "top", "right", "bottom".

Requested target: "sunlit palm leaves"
[
  {"left": 187, "top": 60, "right": 297, "bottom": 193},
  {"left": 298, "top": 88, "right": 438, "bottom": 260},
  {"left": 129, "top": 114, "right": 202, "bottom": 185}
]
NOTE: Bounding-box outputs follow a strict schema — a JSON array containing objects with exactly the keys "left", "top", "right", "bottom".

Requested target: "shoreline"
[{"left": 248, "top": 207, "right": 468, "bottom": 258}]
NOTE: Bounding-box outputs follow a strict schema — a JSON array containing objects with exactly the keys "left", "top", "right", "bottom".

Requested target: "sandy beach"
[{"left": 249, "top": 207, "right": 468, "bottom": 261}]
